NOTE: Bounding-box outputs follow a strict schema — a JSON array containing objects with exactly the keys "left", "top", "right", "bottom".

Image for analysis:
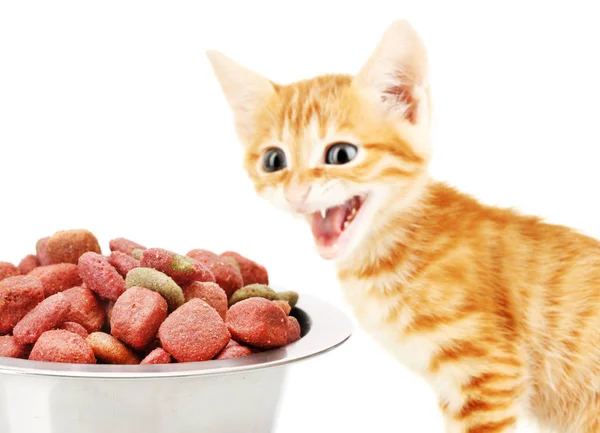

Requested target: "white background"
[{"left": 1, "top": 1, "right": 599, "bottom": 432}]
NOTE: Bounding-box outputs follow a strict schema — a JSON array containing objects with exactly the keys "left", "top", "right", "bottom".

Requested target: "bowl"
[{"left": 0, "top": 294, "right": 352, "bottom": 433}]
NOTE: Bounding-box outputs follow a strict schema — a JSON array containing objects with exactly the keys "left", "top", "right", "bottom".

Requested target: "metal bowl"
[{"left": 0, "top": 294, "right": 352, "bottom": 433}]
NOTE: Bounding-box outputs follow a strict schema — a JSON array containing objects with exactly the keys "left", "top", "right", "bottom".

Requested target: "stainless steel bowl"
[{"left": 0, "top": 294, "right": 352, "bottom": 433}]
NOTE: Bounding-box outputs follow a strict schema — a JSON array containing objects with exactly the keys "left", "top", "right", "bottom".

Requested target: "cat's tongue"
[{"left": 311, "top": 205, "right": 349, "bottom": 250}]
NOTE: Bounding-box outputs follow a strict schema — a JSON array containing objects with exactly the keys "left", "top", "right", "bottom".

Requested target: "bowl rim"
[{"left": 0, "top": 294, "right": 353, "bottom": 379}]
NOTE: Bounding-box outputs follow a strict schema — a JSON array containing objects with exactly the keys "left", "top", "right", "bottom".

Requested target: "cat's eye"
[
  {"left": 262, "top": 148, "right": 287, "bottom": 172},
  {"left": 325, "top": 142, "right": 358, "bottom": 165}
]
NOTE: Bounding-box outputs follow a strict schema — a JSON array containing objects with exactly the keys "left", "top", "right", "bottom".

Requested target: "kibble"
[
  {"left": 29, "top": 330, "right": 96, "bottom": 364},
  {"left": 140, "top": 248, "right": 214, "bottom": 285},
  {"left": 220, "top": 251, "right": 269, "bottom": 285},
  {"left": 187, "top": 249, "right": 243, "bottom": 298},
  {"left": 28, "top": 263, "right": 83, "bottom": 297},
  {"left": 13, "top": 292, "right": 71, "bottom": 345},
  {"left": 125, "top": 268, "right": 185, "bottom": 311},
  {"left": 0, "top": 276, "right": 45, "bottom": 335},
  {"left": 0, "top": 262, "right": 20, "bottom": 281},
  {"left": 1, "top": 231, "right": 302, "bottom": 366},
  {"left": 110, "top": 287, "right": 168, "bottom": 351},
  {"left": 226, "top": 297, "right": 288, "bottom": 349},
  {"left": 87, "top": 332, "right": 139, "bottom": 364},
  {"left": 46, "top": 229, "right": 102, "bottom": 264},
  {"left": 158, "top": 299, "right": 230, "bottom": 362},
  {"left": 78, "top": 252, "right": 126, "bottom": 301},
  {"left": 140, "top": 347, "right": 171, "bottom": 365}
]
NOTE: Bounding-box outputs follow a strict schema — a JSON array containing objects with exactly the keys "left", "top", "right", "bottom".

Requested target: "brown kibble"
[
  {"left": 273, "top": 300, "right": 292, "bottom": 315},
  {"left": 46, "top": 229, "right": 102, "bottom": 264},
  {"left": 87, "top": 332, "right": 139, "bottom": 364}
]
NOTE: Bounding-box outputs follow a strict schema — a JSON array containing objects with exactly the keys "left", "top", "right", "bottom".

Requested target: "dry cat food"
[{"left": 0, "top": 229, "right": 301, "bottom": 365}]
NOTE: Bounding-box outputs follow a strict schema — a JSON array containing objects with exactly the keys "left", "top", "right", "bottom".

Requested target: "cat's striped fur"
[{"left": 208, "top": 20, "right": 600, "bottom": 433}]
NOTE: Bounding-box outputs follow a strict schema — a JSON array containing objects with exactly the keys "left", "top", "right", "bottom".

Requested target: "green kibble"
[
  {"left": 222, "top": 256, "right": 241, "bottom": 272},
  {"left": 131, "top": 249, "right": 144, "bottom": 260},
  {"left": 229, "top": 284, "right": 278, "bottom": 306},
  {"left": 169, "top": 253, "right": 196, "bottom": 273},
  {"left": 125, "top": 267, "right": 185, "bottom": 311},
  {"left": 275, "top": 291, "right": 299, "bottom": 308}
]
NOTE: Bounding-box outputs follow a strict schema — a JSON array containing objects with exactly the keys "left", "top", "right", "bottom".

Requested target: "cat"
[{"left": 207, "top": 20, "right": 600, "bottom": 433}]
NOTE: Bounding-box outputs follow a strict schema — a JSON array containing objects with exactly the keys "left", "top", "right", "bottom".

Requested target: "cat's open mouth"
[{"left": 310, "top": 194, "right": 368, "bottom": 260}]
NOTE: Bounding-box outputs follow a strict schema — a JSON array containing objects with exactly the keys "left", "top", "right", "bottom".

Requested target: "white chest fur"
[
  {"left": 341, "top": 275, "right": 437, "bottom": 374},
  {"left": 340, "top": 274, "right": 470, "bottom": 412}
]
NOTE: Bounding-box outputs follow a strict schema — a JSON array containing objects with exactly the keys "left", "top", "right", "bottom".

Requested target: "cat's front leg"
[{"left": 439, "top": 372, "right": 523, "bottom": 433}]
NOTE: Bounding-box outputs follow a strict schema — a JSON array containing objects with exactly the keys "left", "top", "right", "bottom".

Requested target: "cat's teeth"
[
  {"left": 351, "top": 208, "right": 357, "bottom": 215},
  {"left": 320, "top": 209, "right": 326, "bottom": 219},
  {"left": 343, "top": 221, "right": 349, "bottom": 229}
]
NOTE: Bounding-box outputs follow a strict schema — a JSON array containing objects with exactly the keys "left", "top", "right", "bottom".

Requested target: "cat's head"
[{"left": 207, "top": 20, "right": 432, "bottom": 262}]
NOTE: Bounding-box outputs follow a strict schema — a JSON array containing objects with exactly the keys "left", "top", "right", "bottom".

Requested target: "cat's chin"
[{"left": 309, "top": 193, "right": 371, "bottom": 261}]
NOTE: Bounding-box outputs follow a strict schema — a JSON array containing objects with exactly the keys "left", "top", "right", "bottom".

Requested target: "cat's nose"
[{"left": 284, "top": 184, "right": 312, "bottom": 208}]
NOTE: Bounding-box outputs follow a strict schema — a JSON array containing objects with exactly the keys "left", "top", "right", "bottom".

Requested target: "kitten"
[{"left": 207, "top": 20, "right": 600, "bottom": 433}]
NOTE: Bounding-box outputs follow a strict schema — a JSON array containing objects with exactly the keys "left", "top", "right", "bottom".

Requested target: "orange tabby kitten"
[{"left": 207, "top": 20, "right": 600, "bottom": 433}]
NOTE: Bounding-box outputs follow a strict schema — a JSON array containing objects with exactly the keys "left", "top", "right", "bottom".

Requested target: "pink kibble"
[
  {"left": 140, "top": 347, "right": 172, "bottom": 365},
  {"left": 220, "top": 251, "right": 269, "bottom": 286},
  {"left": 0, "top": 335, "right": 28, "bottom": 359},
  {"left": 0, "top": 262, "right": 20, "bottom": 281},
  {"left": 215, "top": 340, "right": 253, "bottom": 360},
  {"left": 108, "top": 251, "right": 140, "bottom": 277},
  {"left": 182, "top": 281, "right": 227, "bottom": 319},
  {"left": 28, "top": 263, "right": 83, "bottom": 297},
  {"left": 109, "top": 238, "right": 146, "bottom": 256},
  {"left": 158, "top": 299, "right": 230, "bottom": 362},
  {"left": 29, "top": 330, "right": 96, "bottom": 364},
  {"left": 187, "top": 249, "right": 243, "bottom": 298},
  {"left": 62, "top": 286, "right": 105, "bottom": 333},
  {"left": 18, "top": 255, "right": 39, "bottom": 275},
  {"left": 286, "top": 316, "right": 301, "bottom": 344},
  {"left": 13, "top": 292, "right": 71, "bottom": 345},
  {"left": 60, "top": 321, "right": 88, "bottom": 339},
  {"left": 140, "top": 248, "right": 214, "bottom": 285},
  {"left": 36, "top": 237, "right": 52, "bottom": 266},
  {"left": 0, "top": 276, "right": 45, "bottom": 335},
  {"left": 110, "top": 287, "right": 168, "bottom": 351},
  {"left": 78, "top": 252, "right": 126, "bottom": 301},
  {"left": 226, "top": 297, "right": 288, "bottom": 349}
]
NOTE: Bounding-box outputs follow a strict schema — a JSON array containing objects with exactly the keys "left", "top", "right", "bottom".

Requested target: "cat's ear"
[
  {"left": 354, "top": 20, "right": 429, "bottom": 125},
  {"left": 206, "top": 50, "right": 276, "bottom": 143}
]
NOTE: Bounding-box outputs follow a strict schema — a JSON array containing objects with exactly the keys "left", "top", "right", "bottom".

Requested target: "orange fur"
[{"left": 208, "top": 20, "right": 600, "bottom": 433}]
